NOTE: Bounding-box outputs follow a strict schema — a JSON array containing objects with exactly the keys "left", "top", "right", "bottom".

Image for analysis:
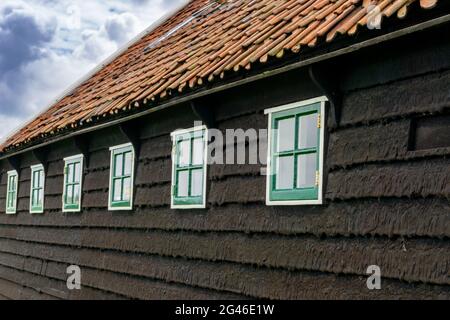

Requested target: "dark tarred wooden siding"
[{"left": 0, "top": 26, "right": 449, "bottom": 300}]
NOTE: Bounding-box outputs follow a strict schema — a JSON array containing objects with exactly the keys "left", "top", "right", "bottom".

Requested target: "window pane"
[
  {"left": 192, "top": 138, "right": 204, "bottom": 165},
  {"left": 276, "top": 117, "right": 295, "bottom": 152},
  {"left": 113, "top": 179, "right": 122, "bottom": 201},
  {"left": 114, "top": 154, "right": 123, "bottom": 177},
  {"left": 178, "top": 140, "right": 190, "bottom": 167},
  {"left": 67, "top": 164, "right": 74, "bottom": 183},
  {"left": 122, "top": 177, "right": 132, "bottom": 201},
  {"left": 66, "top": 185, "right": 73, "bottom": 204},
  {"left": 9, "top": 176, "right": 16, "bottom": 191},
  {"left": 73, "top": 184, "right": 80, "bottom": 204},
  {"left": 39, "top": 171, "right": 44, "bottom": 188},
  {"left": 275, "top": 156, "right": 294, "bottom": 190},
  {"left": 33, "top": 171, "right": 39, "bottom": 188},
  {"left": 124, "top": 152, "right": 133, "bottom": 176},
  {"left": 297, "top": 153, "right": 317, "bottom": 189},
  {"left": 7, "top": 193, "right": 12, "bottom": 208},
  {"left": 32, "top": 190, "right": 37, "bottom": 206},
  {"left": 177, "top": 171, "right": 189, "bottom": 197},
  {"left": 74, "top": 163, "right": 81, "bottom": 183},
  {"left": 37, "top": 189, "right": 43, "bottom": 206},
  {"left": 298, "top": 113, "right": 318, "bottom": 149},
  {"left": 39, "top": 170, "right": 44, "bottom": 188},
  {"left": 191, "top": 169, "right": 203, "bottom": 197}
]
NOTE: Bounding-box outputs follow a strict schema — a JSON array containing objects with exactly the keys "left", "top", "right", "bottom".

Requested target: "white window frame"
[
  {"left": 170, "top": 125, "right": 208, "bottom": 210},
  {"left": 62, "top": 154, "right": 84, "bottom": 213},
  {"left": 6, "top": 170, "right": 18, "bottom": 215},
  {"left": 108, "top": 143, "right": 135, "bottom": 211},
  {"left": 264, "top": 96, "right": 327, "bottom": 206},
  {"left": 30, "top": 164, "right": 45, "bottom": 214}
]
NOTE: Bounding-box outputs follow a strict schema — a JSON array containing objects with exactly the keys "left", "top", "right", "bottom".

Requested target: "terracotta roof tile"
[{"left": 0, "top": 0, "right": 443, "bottom": 153}]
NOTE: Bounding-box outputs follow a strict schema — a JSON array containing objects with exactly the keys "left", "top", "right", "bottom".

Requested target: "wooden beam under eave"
[
  {"left": 190, "top": 100, "right": 216, "bottom": 129},
  {"left": 7, "top": 155, "right": 21, "bottom": 173},
  {"left": 119, "top": 122, "right": 142, "bottom": 159},
  {"left": 308, "top": 64, "right": 342, "bottom": 130}
]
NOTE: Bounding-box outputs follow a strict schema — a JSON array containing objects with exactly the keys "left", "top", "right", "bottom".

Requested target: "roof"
[{"left": 0, "top": 0, "right": 443, "bottom": 155}]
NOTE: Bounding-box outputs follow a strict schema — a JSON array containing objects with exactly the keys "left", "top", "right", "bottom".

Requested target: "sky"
[{"left": 0, "top": 0, "right": 186, "bottom": 141}]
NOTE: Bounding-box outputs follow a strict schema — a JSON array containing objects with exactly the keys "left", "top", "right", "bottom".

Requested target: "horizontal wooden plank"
[
  {"left": 329, "top": 120, "right": 410, "bottom": 168},
  {"left": 0, "top": 238, "right": 448, "bottom": 300},
  {"left": 0, "top": 254, "right": 124, "bottom": 300},
  {"left": 0, "top": 198, "right": 448, "bottom": 238},
  {"left": 82, "top": 191, "right": 109, "bottom": 209},
  {"left": 87, "top": 149, "right": 110, "bottom": 170},
  {"left": 341, "top": 69, "right": 450, "bottom": 126},
  {"left": 327, "top": 158, "right": 450, "bottom": 200},
  {"left": 45, "top": 176, "right": 64, "bottom": 196},
  {"left": 0, "top": 264, "right": 64, "bottom": 300},
  {"left": 0, "top": 277, "right": 56, "bottom": 300},
  {"left": 209, "top": 176, "right": 266, "bottom": 205},
  {"left": 135, "top": 184, "right": 170, "bottom": 207},
  {"left": 0, "top": 250, "right": 238, "bottom": 300},
  {"left": 135, "top": 158, "right": 171, "bottom": 186},
  {"left": 84, "top": 169, "right": 110, "bottom": 191},
  {"left": 139, "top": 135, "right": 173, "bottom": 161},
  {"left": 341, "top": 37, "right": 450, "bottom": 92},
  {"left": 0, "top": 225, "right": 448, "bottom": 286},
  {"left": 47, "top": 161, "right": 64, "bottom": 177},
  {"left": 18, "top": 181, "right": 31, "bottom": 198}
]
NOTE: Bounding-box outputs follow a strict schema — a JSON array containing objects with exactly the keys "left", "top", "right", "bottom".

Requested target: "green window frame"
[
  {"left": 265, "top": 97, "right": 326, "bottom": 205},
  {"left": 6, "top": 170, "right": 18, "bottom": 214},
  {"left": 30, "top": 164, "right": 45, "bottom": 214},
  {"left": 109, "top": 143, "right": 135, "bottom": 211},
  {"left": 171, "top": 126, "right": 208, "bottom": 209},
  {"left": 63, "top": 155, "right": 84, "bottom": 212}
]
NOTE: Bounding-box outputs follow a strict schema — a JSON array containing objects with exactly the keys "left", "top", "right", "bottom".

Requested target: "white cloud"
[{"left": 0, "top": 0, "right": 186, "bottom": 142}]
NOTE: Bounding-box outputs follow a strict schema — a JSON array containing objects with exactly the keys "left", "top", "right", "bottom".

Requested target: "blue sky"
[{"left": 0, "top": 0, "right": 185, "bottom": 141}]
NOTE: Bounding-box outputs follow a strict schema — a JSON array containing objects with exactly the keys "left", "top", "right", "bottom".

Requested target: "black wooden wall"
[{"left": 0, "top": 25, "right": 448, "bottom": 300}]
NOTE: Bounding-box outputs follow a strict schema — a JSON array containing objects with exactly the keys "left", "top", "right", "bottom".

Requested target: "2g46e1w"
[{"left": 219, "top": 305, "right": 275, "bottom": 316}]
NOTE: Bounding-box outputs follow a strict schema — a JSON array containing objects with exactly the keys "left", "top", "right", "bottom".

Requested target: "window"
[
  {"left": 6, "top": 170, "right": 18, "bottom": 214},
  {"left": 63, "top": 155, "right": 84, "bottom": 212},
  {"left": 30, "top": 164, "right": 45, "bottom": 213},
  {"left": 265, "top": 97, "right": 326, "bottom": 205},
  {"left": 171, "top": 126, "right": 208, "bottom": 209},
  {"left": 109, "top": 143, "right": 135, "bottom": 210}
]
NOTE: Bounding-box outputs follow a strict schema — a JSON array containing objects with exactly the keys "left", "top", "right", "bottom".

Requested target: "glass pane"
[
  {"left": 298, "top": 113, "right": 318, "bottom": 149},
  {"left": 74, "top": 163, "right": 81, "bottom": 183},
  {"left": 124, "top": 152, "right": 133, "bottom": 176},
  {"left": 32, "top": 190, "right": 37, "bottom": 206},
  {"left": 191, "top": 169, "right": 203, "bottom": 197},
  {"left": 192, "top": 138, "right": 204, "bottom": 165},
  {"left": 122, "top": 177, "right": 132, "bottom": 201},
  {"left": 114, "top": 154, "right": 123, "bottom": 177},
  {"left": 66, "top": 185, "right": 73, "bottom": 204},
  {"left": 73, "top": 185, "right": 80, "bottom": 204},
  {"left": 297, "top": 153, "right": 317, "bottom": 189},
  {"left": 8, "top": 176, "right": 13, "bottom": 191},
  {"left": 275, "top": 156, "right": 294, "bottom": 190},
  {"left": 276, "top": 117, "right": 295, "bottom": 152},
  {"left": 67, "top": 164, "right": 74, "bottom": 183},
  {"left": 113, "top": 179, "right": 122, "bottom": 201},
  {"left": 33, "top": 171, "right": 39, "bottom": 188},
  {"left": 178, "top": 140, "right": 190, "bottom": 167},
  {"left": 7, "top": 193, "right": 12, "bottom": 207},
  {"left": 177, "top": 171, "right": 189, "bottom": 197},
  {"left": 37, "top": 189, "right": 43, "bottom": 206},
  {"left": 39, "top": 171, "right": 44, "bottom": 188}
]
